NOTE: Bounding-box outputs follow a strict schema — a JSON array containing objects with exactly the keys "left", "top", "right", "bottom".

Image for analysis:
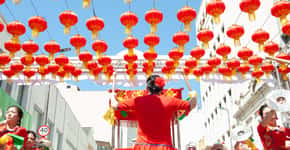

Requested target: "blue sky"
[{"left": 1, "top": 0, "right": 202, "bottom": 101}]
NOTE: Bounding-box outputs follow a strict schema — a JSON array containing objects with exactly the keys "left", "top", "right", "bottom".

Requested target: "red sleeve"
[
  {"left": 171, "top": 97, "right": 190, "bottom": 111},
  {"left": 15, "top": 127, "right": 28, "bottom": 145},
  {"left": 257, "top": 123, "right": 267, "bottom": 145},
  {"left": 117, "top": 98, "right": 135, "bottom": 110}
]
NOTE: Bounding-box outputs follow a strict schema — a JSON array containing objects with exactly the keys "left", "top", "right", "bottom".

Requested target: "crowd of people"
[{"left": 0, "top": 105, "right": 51, "bottom": 150}]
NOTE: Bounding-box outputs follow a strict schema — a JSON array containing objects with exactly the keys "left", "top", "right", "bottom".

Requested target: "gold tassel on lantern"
[
  {"left": 31, "top": 29, "right": 40, "bottom": 38},
  {"left": 104, "top": 107, "right": 116, "bottom": 125},
  {"left": 184, "top": 21, "right": 192, "bottom": 32},
  {"left": 128, "top": 48, "right": 134, "bottom": 56},
  {"left": 26, "top": 77, "right": 31, "bottom": 83},
  {"left": 129, "top": 74, "right": 134, "bottom": 81},
  {"left": 41, "top": 75, "right": 46, "bottom": 81},
  {"left": 125, "top": 26, "right": 132, "bottom": 35},
  {"left": 248, "top": 12, "right": 256, "bottom": 21},
  {"left": 91, "top": 30, "right": 98, "bottom": 40},
  {"left": 282, "top": 73, "right": 288, "bottom": 80},
  {"left": 195, "top": 76, "right": 200, "bottom": 81},
  {"left": 178, "top": 45, "right": 185, "bottom": 53},
  {"left": 13, "top": 0, "right": 21, "bottom": 4},
  {"left": 148, "top": 46, "right": 155, "bottom": 53},
  {"left": 94, "top": 74, "right": 99, "bottom": 80},
  {"left": 64, "top": 25, "right": 71, "bottom": 35},
  {"left": 124, "top": 0, "right": 132, "bottom": 3},
  {"left": 202, "top": 42, "right": 209, "bottom": 49},
  {"left": 9, "top": 52, "right": 16, "bottom": 58},
  {"left": 83, "top": 0, "right": 90, "bottom": 8},
  {"left": 151, "top": 23, "right": 157, "bottom": 33},
  {"left": 234, "top": 39, "right": 241, "bottom": 47},
  {"left": 48, "top": 53, "right": 54, "bottom": 61},
  {"left": 74, "top": 76, "right": 79, "bottom": 82},
  {"left": 11, "top": 36, "right": 19, "bottom": 44},
  {"left": 279, "top": 16, "right": 287, "bottom": 26},
  {"left": 75, "top": 47, "right": 81, "bottom": 55},
  {"left": 212, "top": 16, "right": 220, "bottom": 24},
  {"left": 222, "top": 56, "right": 227, "bottom": 62},
  {"left": 258, "top": 44, "right": 264, "bottom": 51}
]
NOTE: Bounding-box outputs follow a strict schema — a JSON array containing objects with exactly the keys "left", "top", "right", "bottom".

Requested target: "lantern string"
[
  {"left": 260, "top": 14, "right": 271, "bottom": 28},
  {"left": 271, "top": 31, "right": 281, "bottom": 41},
  {"left": 65, "top": 0, "right": 69, "bottom": 9},
  {"left": 4, "top": 4, "right": 16, "bottom": 21},
  {"left": 153, "top": 0, "right": 156, "bottom": 8},
  {"left": 186, "top": 0, "right": 189, "bottom": 6},
  {"left": 92, "top": 0, "right": 96, "bottom": 16},
  {"left": 30, "top": 0, "right": 40, "bottom": 16},
  {"left": 128, "top": 3, "right": 131, "bottom": 11},
  {"left": 234, "top": 12, "right": 241, "bottom": 24}
]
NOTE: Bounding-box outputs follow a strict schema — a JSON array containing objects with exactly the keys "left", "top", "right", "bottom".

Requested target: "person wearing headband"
[
  {"left": 257, "top": 104, "right": 290, "bottom": 150},
  {"left": 111, "top": 75, "right": 197, "bottom": 150}
]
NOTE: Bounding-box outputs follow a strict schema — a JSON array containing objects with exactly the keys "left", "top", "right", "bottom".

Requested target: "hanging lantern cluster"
[
  {"left": 143, "top": 51, "right": 158, "bottom": 76},
  {"left": 207, "top": 56, "right": 221, "bottom": 74},
  {"left": 22, "top": 40, "right": 39, "bottom": 61},
  {"left": 6, "top": 21, "right": 26, "bottom": 44},
  {"left": 123, "top": 36, "right": 138, "bottom": 81},
  {"left": 248, "top": 55, "right": 263, "bottom": 72},
  {"left": 271, "top": 1, "right": 290, "bottom": 26},
  {"left": 28, "top": 16, "right": 47, "bottom": 38},
  {"left": 206, "top": 0, "right": 226, "bottom": 24},
  {"left": 251, "top": 29, "right": 270, "bottom": 51},
  {"left": 86, "top": 16, "right": 104, "bottom": 40},
  {"left": 162, "top": 60, "right": 175, "bottom": 79},
  {"left": 237, "top": 47, "right": 253, "bottom": 64},
  {"left": 79, "top": 50, "right": 93, "bottom": 69},
  {"left": 216, "top": 43, "right": 231, "bottom": 62},
  {"left": 226, "top": 59, "right": 240, "bottom": 76},
  {"left": 226, "top": 24, "right": 244, "bottom": 47},
  {"left": 4, "top": 40, "right": 21, "bottom": 58},
  {"left": 20, "top": 55, "right": 34, "bottom": 71},
  {"left": 44, "top": 40, "right": 61, "bottom": 60},
  {"left": 177, "top": 5, "right": 197, "bottom": 32},
  {"left": 173, "top": 31, "right": 189, "bottom": 52},
  {"left": 120, "top": 11, "right": 138, "bottom": 35},
  {"left": 98, "top": 56, "right": 114, "bottom": 81},
  {"left": 59, "top": 10, "right": 78, "bottom": 34},
  {"left": 263, "top": 41, "right": 279, "bottom": 57}
]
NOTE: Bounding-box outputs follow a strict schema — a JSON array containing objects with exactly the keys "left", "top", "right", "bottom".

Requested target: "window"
[
  {"left": 53, "top": 130, "right": 63, "bottom": 150},
  {"left": 223, "top": 96, "right": 227, "bottom": 104},
  {"left": 228, "top": 89, "right": 232, "bottom": 96}
]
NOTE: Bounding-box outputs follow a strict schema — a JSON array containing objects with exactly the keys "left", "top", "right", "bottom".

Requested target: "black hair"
[
  {"left": 7, "top": 105, "right": 23, "bottom": 126},
  {"left": 27, "top": 130, "right": 37, "bottom": 140},
  {"left": 146, "top": 75, "right": 163, "bottom": 94},
  {"left": 259, "top": 104, "right": 268, "bottom": 119}
]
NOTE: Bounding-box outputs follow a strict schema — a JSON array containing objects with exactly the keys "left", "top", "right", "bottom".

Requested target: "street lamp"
[{"left": 219, "top": 106, "right": 233, "bottom": 150}]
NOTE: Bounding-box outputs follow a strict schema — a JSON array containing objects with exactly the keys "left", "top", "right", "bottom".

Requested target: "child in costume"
[{"left": 112, "top": 75, "right": 197, "bottom": 150}]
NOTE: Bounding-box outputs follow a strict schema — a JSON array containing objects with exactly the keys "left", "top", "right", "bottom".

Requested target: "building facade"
[{"left": 195, "top": 0, "right": 287, "bottom": 149}]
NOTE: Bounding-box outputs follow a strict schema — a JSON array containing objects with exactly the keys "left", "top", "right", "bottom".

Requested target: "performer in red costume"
[
  {"left": 112, "top": 75, "right": 197, "bottom": 150},
  {"left": 0, "top": 105, "right": 28, "bottom": 150},
  {"left": 257, "top": 104, "right": 290, "bottom": 150}
]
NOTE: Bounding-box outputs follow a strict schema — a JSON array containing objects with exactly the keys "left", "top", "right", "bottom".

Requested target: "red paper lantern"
[
  {"left": 145, "top": 8, "right": 163, "bottom": 33},
  {"left": 23, "top": 70, "right": 35, "bottom": 83},
  {"left": 57, "top": 70, "right": 66, "bottom": 82},
  {"left": 123, "top": 36, "right": 138, "bottom": 56},
  {"left": 282, "top": 21, "right": 290, "bottom": 35},
  {"left": 0, "top": 0, "right": 5, "bottom": 5},
  {"left": 218, "top": 65, "right": 232, "bottom": 80},
  {"left": 125, "top": 63, "right": 137, "bottom": 70},
  {"left": 193, "top": 68, "right": 203, "bottom": 81},
  {"left": 4, "top": 40, "right": 21, "bottom": 58},
  {"left": 144, "top": 33, "right": 160, "bottom": 53},
  {"left": 86, "top": 16, "right": 104, "bottom": 39},
  {"left": 44, "top": 40, "right": 61, "bottom": 60},
  {"left": 21, "top": 55, "right": 34, "bottom": 71},
  {"left": 72, "top": 68, "right": 82, "bottom": 82},
  {"left": 20, "top": 56, "right": 32, "bottom": 70},
  {"left": 239, "top": 0, "right": 261, "bottom": 21},
  {"left": 93, "top": 66, "right": 102, "bottom": 80},
  {"left": 10, "top": 62, "right": 24, "bottom": 76},
  {"left": 70, "top": 34, "right": 86, "bottom": 55},
  {"left": 226, "top": 59, "right": 240, "bottom": 75},
  {"left": 169, "top": 49, "right": 183, "bottom": 61},
  {"left": 206, "top": 0, "right": 226, "bottom": 24},
  {"left": 143, "top": 62, "right": 154, "bottom": 76},
  {"left": 162, "top": 66, "right": 171, "bottom": 78},
  {"left": 261, "top": 63, "right": 274, "bottom": 78},
  {"left": 276, "top": 52, "right": 290, "bottom": 71},
  {"left": 185, "top": 59, "right": 197, "bottom": 69},
  {"left": 271, "top": 1, "right": 290, "bottom": 26},
  {"left": 92, "top": 39, "right": 108, "bottom": 58},
  {"left": 28, "top": 16, "right": 47, "bottom": 38},
  {"left": 172, "top": 31, "right": 189, "bottom": 52},
  {"left": 87, "top": 61, "right": 99, "bottom": 75},
  {"left": 190, "top": 46, "right": 205, "bottom": 64},
  {"left": 120, "top": 11, "right": 138, "bottom": 35},
  {"left": 252, "top": 70, "right": 264, "bottom": 82},
  {"left": 83, "top": 0, "right": 90, "bottom": 8},
  {"left": 237, "top": 47, "right": 253, "bottom": 63},
  {"left": 36, "top": 54, "right": 50, "bottom": 73},
  {"left": 248, "top": 55, "right": 263, "bottom": 71},
  {"left": 0, "top": 22, "right": 4, "bottom": 32},
  {"left": 98, "top": 56, "right": 112, "bottom": 72},
  {"left": 183, "top": 67, "right": 191, "bottom": 76},
  {"left": 3, "top": 69, "right": 15, "bottom": 83},
  {"left": 55, "top": 54, "right": 69, "bottom": 72},
  {"left": 63, "top": 63, "right": 75, "bottom": 78},
  {"left": 59, "top": 10, "right": 78, "bottom": 34},
  {"left": 79, "top": 50, "right": 93, "bottom": 68},
  {"left": 278, "top": 66, "right": 290, "bottom": 80},
  {"left": 22, "top": 40, "right": 39, "bottom": 61},
  {"left": 207, "top": 56, "right": 222, "bottom": 72},
  {"left": 251, "top": 29, "right": 270, "bottom": 51},
  {"left": 0, "top": 53, "right": 11, "bottom": 70},
  {"left": 166, "top": 60, "right": 176, "bottom": 69},
  {"left": 124, "top": 54, "right": 138, "bottom": 63},
  {"left": 237, "top": 64, "right": 250, "bottom": 79},
  {"left": 201, "top": 64, "right": 213, "bottom": 78},
  {"left": 38, "top": 67, "right": 49, "bottom": 80},
  {"left": 197, "top": 29, "right": 214, "bottom": 49},
  {"left": 6, "top": 21, "right": 26, "bottom": 43},
  {"left": 226, "top": 24, "right": 244, "bottom": 46},
  {"left": 143, "top": 51, "right": 158, "bottom": 61},
  {"left": 143, "top": 61, "right": 155, "bottom": 68},
  {"left": 47, "top": 63, "right": 60, "bottom": 79},
  {"left": 177, "top": 5, "right": 196, "bottom": 31},
  {"left": 264, "top": 41, "right": 279, "bottom": 57},
  {"left": 216, "top": 44, "right": 231, "bottom": 62}
]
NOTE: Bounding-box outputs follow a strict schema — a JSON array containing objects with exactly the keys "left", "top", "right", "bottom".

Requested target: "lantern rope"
[
  {"left": 92, "top": 0, "right": 97, "bottom": 16},
  {"left": 65, "top": 0, "right": 69, "bottom": 9},
  {"left": 153, "top": 0, "right": 156, "bottom": 8},
  {"left": 260, "top": 14, "right": 272, "bottom": 28},
  {"left": 128, "top": 3, "right": 131, "bottom": 11},
  {"left": 4, "top": 4, "right": 16, "bottom": 21},
  {"left": 234, "top": 12, "right": 242, "bottom": 24},
  {"left": 29, "top": 0, "right": 40, "bottom": 16}
]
